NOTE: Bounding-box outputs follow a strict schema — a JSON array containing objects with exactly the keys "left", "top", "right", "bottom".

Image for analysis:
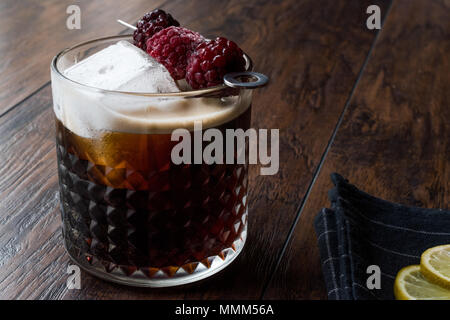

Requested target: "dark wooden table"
[{"left": 0, "top": 0, "right": 448, "bottom": 300}]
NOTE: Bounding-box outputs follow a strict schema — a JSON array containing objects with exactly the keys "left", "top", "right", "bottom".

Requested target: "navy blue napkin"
[{"left": 314, "top": 173, "right": 450, "bottom": 300}]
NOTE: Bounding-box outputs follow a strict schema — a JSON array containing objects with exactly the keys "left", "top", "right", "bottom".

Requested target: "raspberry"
[
  {"left": 186, "top": 37, "right": 246, "bottom": 89},
  {"left": 146, "top": 26, "right": 205, "bottom": 80},
  {"left": 133, "top": 9, "right": 180, "bottom": 51}
]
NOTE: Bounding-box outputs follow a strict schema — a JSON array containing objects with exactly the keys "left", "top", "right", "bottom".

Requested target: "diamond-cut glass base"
[{"left": 65, "top": 227, "right": 246, "bottom": 287}]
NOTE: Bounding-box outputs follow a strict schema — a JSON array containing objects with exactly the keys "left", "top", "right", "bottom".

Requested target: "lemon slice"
[
  {"left": 421, "top": 244, "right": 450, "bottom": 289},
  {"left": 394, "top": 265, "right": 450, "bottom": 300}
]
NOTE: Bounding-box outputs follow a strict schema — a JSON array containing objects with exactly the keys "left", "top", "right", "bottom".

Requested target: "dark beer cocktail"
[{"left": 51, "top": 35, "right": 253, "bottom": 286}]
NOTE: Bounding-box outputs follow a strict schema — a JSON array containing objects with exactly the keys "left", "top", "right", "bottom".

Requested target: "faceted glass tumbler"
[{"left": 50, "top": 36, "right": 252, "bottom": 287}]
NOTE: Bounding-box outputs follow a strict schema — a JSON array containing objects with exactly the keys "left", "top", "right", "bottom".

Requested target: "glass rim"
[{"left": 51, "top": 34, "right": 253, "bottom": 98}]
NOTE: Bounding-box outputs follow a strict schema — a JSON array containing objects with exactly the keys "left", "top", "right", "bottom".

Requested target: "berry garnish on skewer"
[
  {"left": 133, "top": 9, "right": 180, "bottom": 51},
  {"left": 119, "top": 11, "right": 267, "bottom": 89},
  {"left": 186, "top": 37, "right": 246, "bottom": 89},
  {"left": 145, "top": 27, "right": 205, "bottom": 80}
]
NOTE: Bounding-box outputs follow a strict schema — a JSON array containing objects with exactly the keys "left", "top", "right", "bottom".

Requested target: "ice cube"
[{"left": 64, "top": 41, "right": 180, "bottom": 93}]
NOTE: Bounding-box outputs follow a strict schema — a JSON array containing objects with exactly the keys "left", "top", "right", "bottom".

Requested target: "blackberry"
[{"left": 133, "top": 9, "right": 180, "bottom": 51}]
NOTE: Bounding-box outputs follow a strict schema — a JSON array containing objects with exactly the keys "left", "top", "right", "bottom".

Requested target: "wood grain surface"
[
  {"left": 0, "top": 0, "right": 169, "bottom": 116},
  {"left": 263, "top": 0, "right": 450, "bottom": 299},
  {"left": 4, "top": 0, "right": 442, "bottom": 301}
]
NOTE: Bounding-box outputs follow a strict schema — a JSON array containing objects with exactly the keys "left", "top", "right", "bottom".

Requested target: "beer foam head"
[{"left": 52, "top": 41, "right": 251, "bottom": 137}]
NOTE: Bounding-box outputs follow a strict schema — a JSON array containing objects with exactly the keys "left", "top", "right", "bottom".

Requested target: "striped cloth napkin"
[{"left": 314, "top": 173, "right": 450, "bottom": 300}]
